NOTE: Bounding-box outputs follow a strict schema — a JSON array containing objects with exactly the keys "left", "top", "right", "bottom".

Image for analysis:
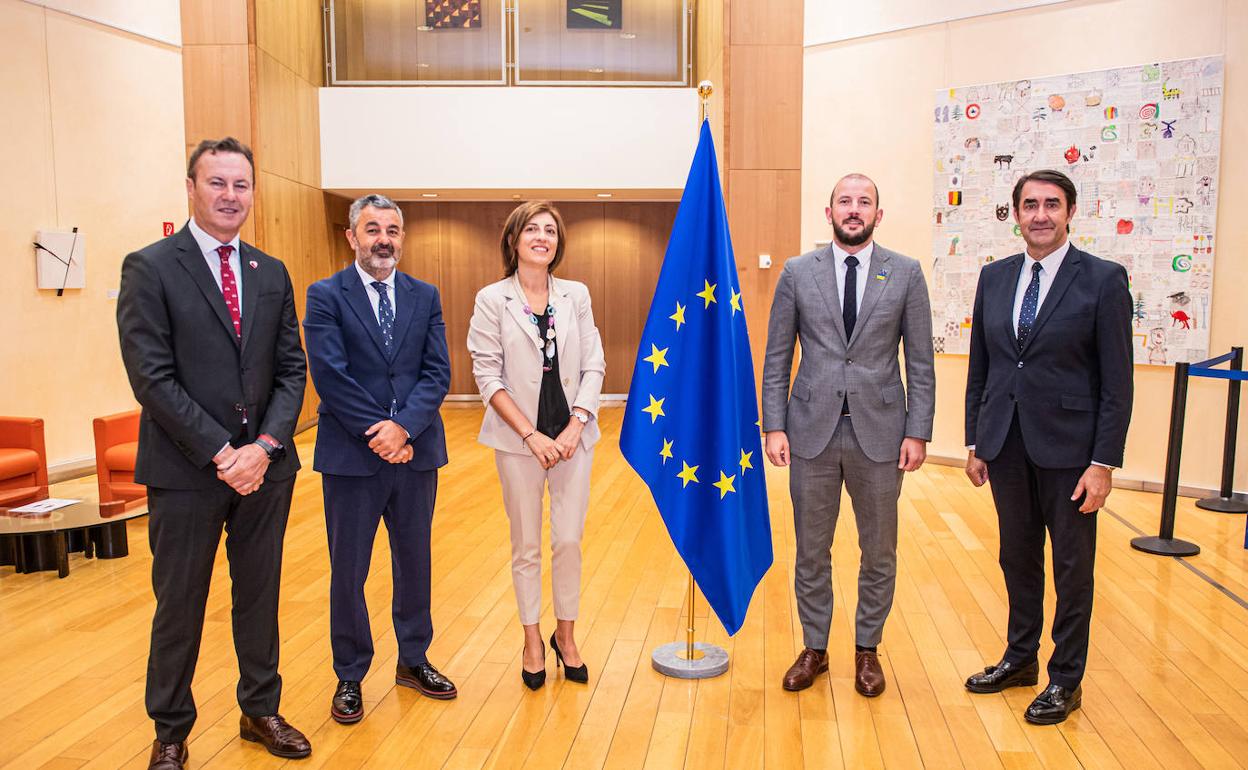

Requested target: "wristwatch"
[
  {"left": 254, "top": 433, "right": 286, "bottom": 462},
  {"left": 572, "top": 410, "right": 590, "bottom": 425}
]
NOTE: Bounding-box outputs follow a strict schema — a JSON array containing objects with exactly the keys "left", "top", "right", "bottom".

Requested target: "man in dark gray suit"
[{"left": 763, "top": 174, "right": 935, "bottom": 696}]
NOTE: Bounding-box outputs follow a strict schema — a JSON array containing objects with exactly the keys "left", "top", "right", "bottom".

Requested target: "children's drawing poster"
[{"left": 930, "top": 56, "right": 1223, "bottom": 365}]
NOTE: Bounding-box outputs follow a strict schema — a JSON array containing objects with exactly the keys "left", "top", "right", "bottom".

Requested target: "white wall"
[
  {"left": 804, "top": 0, "right": 1070, "bottom": 47},
  {"left": 320, "top": 87, "right": 701, "bottom": 195},
  {"left": 21, "top": 0, "right": 180, "bottom": 45}
]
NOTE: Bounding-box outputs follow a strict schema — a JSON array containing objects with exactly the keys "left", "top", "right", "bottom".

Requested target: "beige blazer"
[{"left": 468, "top": 275, "right": 605, "bottom": 454}]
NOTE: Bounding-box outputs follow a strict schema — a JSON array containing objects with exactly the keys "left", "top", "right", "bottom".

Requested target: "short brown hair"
[
  {"left": 187, "top": 137, "right": 255, "bottom": 181},
  {"left": 500, "top": 201, "right": 566, "bottom": 277},
  {"left": 1012, "top": 169, "right": 1077, "bottom": 212}
]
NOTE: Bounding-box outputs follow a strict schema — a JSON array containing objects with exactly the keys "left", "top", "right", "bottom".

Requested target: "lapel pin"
[
  {"left": 874, "top": 269, "right": 888, "bottom": 281},
  {"left": 249, "top": 260, "right": 258, "bottom": 269}
]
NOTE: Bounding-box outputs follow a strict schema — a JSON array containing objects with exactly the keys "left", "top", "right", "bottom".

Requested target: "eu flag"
[{"left": 620, "top": 119, "right": 772, "bottom": 635}]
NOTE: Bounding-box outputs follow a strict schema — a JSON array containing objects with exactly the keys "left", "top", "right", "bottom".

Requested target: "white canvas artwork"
[{"left": 930, "top": 56, "right": 1224, "bottom": 365}]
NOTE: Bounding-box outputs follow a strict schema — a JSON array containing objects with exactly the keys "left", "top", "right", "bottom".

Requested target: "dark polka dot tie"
[
  {"left": 217, "top": 245, "right": 241, "bottom": 339},
  {"left": 372, "top": 281, "right": 394, "bottom": 354},
  {"left": 1017, "top": 262, "right": 1042, "bottom": 349}
]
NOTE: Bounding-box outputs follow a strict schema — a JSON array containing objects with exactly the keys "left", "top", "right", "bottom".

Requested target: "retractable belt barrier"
[{"left": 1130, "top": 347, "right": 1247, "bottom": 558}]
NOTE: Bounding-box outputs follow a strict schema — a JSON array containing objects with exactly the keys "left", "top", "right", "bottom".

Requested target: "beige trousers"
[{"left": 494, "top": 446, "right": 594, "bottom": 626}]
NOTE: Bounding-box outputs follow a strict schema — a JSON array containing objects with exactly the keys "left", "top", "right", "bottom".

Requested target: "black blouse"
[{"left": 534, "top": 310, "right": 571, "bottom": 439}]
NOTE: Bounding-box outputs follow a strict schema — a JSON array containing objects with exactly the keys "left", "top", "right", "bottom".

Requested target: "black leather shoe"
[
  {"left": 396, "top": 661, "right": 458, "bottom": 700},
  {"left": 148, "top": 740, "right": 187, "bottom": 770},
  {"left": 964, "top": 659, "right": 1040, "bottom": 694},
  {"left": 522, "top": 641, "right": 547, "bottom": 690},
  {"left": 331, "top": 680, "right": 363, "bottom": 724},
  {"left": 550, "top": 632, "right": 589, "bottom": 683},
  {"left": 1025, "top": 683, "right": 1082, "bottom": 725},
  {"left": 239, "top": 714, "right": 312, "bottom": 758}
]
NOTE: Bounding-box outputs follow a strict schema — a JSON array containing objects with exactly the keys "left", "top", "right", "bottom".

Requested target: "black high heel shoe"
[
  {"left": 550, "top": 632, "right": 589, "bottom": 683},
  {"left": 521, "top": 641, "right": 546, "bottom": 690}
]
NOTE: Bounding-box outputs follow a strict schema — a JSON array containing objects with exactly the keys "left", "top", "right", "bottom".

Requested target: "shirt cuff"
[{"left": 1090, "top": 460, "right": 1116, "bottom": 469}]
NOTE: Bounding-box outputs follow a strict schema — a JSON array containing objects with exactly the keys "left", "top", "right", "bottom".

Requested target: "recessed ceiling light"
[
  {"left": 588, "top": 68, "right": 605, "bottom": 74},
  {"left": 513, "top": 194, "right": 521, "bottom": 199},
  {"left": 596, "top": 193, "right": 613, "bottom": 198},
  {"left": 620, "top": 32, "right": 636, "bottom": 39},
  {"left": 421, "top": 193, "right": 438, "bottom": 198},
  {"left": 417, "top": 25, "right": 432, "bottom": 31}
]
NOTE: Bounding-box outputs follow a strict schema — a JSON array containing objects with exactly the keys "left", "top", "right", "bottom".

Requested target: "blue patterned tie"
[
  {"left": 372, "top": 281, "right": 394, "bottom": 353},
  {"left": 1016, "top": 262, "right": 1042, "bottom": 349}
]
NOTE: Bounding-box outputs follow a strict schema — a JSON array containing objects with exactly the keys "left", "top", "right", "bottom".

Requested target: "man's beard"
[
  {"left": 833, "top": 217, "right": 875, "bottom": 246},
  {"left": 359, "top": 245, "right": 398, "bottom": 273}
]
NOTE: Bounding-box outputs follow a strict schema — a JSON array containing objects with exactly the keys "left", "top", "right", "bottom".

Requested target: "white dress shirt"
[
  {"left": 831, "top": 240, "right": 873, "bottom": 312},
  {"left": 354, "top": 261, "right": 397, "bottom": 323},
  {"left": 1011, "top": 240, "right": 1070, "bottom": 336},
  {"left": 188, "top": 217, "right": 243, "bottom": 310}
]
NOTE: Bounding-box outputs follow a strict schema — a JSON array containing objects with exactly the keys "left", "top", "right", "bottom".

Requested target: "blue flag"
[{"left": 620, "top": 119, "right": 773, "bottom": 636}]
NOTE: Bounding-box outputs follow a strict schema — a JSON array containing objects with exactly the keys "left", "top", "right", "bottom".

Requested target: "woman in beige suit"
[{"left": 467, "top": 201, "right": 605, "bottom": 690}]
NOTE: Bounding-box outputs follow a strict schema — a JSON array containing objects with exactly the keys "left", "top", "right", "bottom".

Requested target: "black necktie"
[
  {"left": 1016, "top": 262, "right": 1042, "bottom": 349},
  {"left": 843, "top": 255, "right": 859, "bottom": 341}
]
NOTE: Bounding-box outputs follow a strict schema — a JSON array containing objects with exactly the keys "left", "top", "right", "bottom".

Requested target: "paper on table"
[{"left": 8, "top": 498, "right": 81, "bottom": 514}]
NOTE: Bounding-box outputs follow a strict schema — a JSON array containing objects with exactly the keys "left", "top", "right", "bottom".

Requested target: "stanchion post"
[
  {"left": 1197, "top": 346, "right": 1248, "bottom": 513},
  {"left": 1132, "top": 362, "right": 1201, "bottom": 556}
]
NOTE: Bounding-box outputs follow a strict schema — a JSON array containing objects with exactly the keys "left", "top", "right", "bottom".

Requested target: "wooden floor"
[{"left": 4, "top": 407, "right": 1248, "bottom": 769}]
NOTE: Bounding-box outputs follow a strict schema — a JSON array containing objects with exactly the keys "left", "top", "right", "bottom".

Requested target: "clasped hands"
[
  {"left": 764, "top": 431, "right": 927, "bottom": 472},
  {"left": 214, "top": 443, "right": 269, "bottom": 495},
  {"left": 524, "top": 421, "right": 583, "bottom": 470},
  {"left": 366, "top": 419, "right": 413, "bottom": 464},
  {"left": 965, "top": 451, "right": 1112, "bottom": 514}
]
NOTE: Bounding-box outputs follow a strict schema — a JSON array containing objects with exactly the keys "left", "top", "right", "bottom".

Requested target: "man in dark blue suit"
[
  {"left": 962, "top": 169, "right": 1133, "bottom": 725},
  {"left": 303, "top": 194, "right": 455, "bottom": 724}
]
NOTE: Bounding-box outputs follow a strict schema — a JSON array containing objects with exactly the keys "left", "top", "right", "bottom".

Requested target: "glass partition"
[
  {"left": 330, "top": 0, "right": 507, "bottom": 84},
  {"left": 327, "top": 0, "right": 689, "bottom": 86},
  {"left": 514, "top": 0, "right": 688, "bottom": 85}
]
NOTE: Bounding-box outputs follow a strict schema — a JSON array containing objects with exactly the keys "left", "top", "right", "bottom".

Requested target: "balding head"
[{"left": 829, "top": 173, "right": 880, "bottom": 208}]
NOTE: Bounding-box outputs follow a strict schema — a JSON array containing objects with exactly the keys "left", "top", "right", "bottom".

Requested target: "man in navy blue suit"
[
  {"left": 962, "top": 169, "right": 1133, "bottom": 725},
  {"left": 303, "top": 194, "right": 455, "bottom": 724}
]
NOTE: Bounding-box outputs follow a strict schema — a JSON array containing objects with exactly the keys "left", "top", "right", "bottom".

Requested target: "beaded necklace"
[{"left": 518, "top": 276, "right": 557, "bottom": 372}]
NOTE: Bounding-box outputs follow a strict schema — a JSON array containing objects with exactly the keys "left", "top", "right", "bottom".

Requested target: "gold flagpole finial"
[{"left": 698, "top": 80, "right": 713, "bottom": 122}]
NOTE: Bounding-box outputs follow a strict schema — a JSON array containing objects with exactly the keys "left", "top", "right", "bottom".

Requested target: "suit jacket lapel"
[
  {"left": 551, "top": 278, "right": 572, "bottom": 359},
  {"left": 388, "top": 272, "right": 423, "bottom": 359},
  {"left": 810, "top": 246, "right": 849, "bottom": 347},
  {"left": 341, "top": 268, "right": 390, "bottom": 358},
  {"left": 848, "top": 247, "right": 891, "bottom": 349},
  {"left": 238, "top": 243, "right": 260, "bottom": 352},
  {"left": 1019, "top": 246, "right": 1082, "bottom": 355},
  {"left": 996, "top": 254, "right": 1023, "bottom": 349},
  {"left": 504, "top": 276, "right": 544, "bottom": 352},
  {"left": 174, "top": 228, "right": 240, "bottom": 347}
]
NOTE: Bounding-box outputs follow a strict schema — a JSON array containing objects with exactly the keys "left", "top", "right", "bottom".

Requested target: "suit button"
[
  {"left": 1017, "top": 361, "right": 1024, "bottom": 369},
  {"left": 563, "top": 378, "right": 569, "bottom": 385},
  {"left": 846, "top": 359, "right": 853, "bottom": 365},
  {"left": 233, "top": 403, "right": 244, "bottom": 412}
]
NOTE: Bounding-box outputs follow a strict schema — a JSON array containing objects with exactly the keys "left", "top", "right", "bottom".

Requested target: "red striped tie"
[{"left": 217, "top": 245, "right": 241, "bottom": 338}]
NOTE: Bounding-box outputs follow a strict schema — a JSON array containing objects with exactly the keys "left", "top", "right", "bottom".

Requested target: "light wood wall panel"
[
  {"left": 181, "top": 0, "right": 248, "bottom": 45},
  {"left": 725, "top": 43, "right": 802, "bottom": 170},
  {"left": 324, "top": 200, "right": 675, "bottom": 396},
  {"left": 181, "top": 44, "right": 252, "bottom": 146}
]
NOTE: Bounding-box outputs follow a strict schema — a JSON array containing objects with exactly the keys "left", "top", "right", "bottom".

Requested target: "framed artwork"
[
  {"left": 426, "top": 0, "right": 481, "bottom": 29},
  {"left": 930, "top": 56, "right": 1224, "bottom": 365},
  {"left": 567, "top": 0, "right": 621, "bottom": 29}
]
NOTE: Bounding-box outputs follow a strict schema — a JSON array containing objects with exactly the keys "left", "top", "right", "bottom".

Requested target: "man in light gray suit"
[{"left": 763, "top": 174, "right": 935, "bottom": 696}]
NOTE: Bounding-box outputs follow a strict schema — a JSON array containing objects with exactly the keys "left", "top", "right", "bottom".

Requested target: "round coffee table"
[{"left": 0, "top": 499, "right": 148, "bottom": 578}]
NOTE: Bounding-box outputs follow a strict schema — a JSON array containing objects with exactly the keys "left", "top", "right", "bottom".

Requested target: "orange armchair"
[
  {"left": 0, "top": 417, "right": 50, "bottom": 507},
  {"left": 93, "top": 410, "right": 145, "bottom": 505}
]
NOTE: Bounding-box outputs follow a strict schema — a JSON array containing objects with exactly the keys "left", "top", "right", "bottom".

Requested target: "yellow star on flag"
[
  {"left": 730, "top": 288, "right": 742, "bottom": 315},
  {"left": 713, "top": 470, "right": 737, "bottom": 499},
  {"left": 659, "top": 438, "right": 674, "bottom": 465},
  {"left": 642, "top": 394, "right": 666, "bottom": 423},
  {"left": 643, "top": 343, "right": 670, "bottom": 373},
  {"left": 670, "top": 301, "right": 686, "bottom": 331},
  {"left": 738, "top": 449, "right": 753, "bottom": 474},
  {"left": 696, "top": 280, "right": 717, "bottom": 308},
  {"left": 677, "top": 461, "right": 700, "bottom": 488}
]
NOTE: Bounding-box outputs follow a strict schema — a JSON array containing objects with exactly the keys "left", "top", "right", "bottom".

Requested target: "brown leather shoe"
[
  {"left": 855, "top": 650, "right": 886, "bottom": 697},
  {"left": 782, "top": 648, "right": 828, "bottom": 691},
  {"left": 148, "top": 741, "right": 187, "bottom": 770},
  {"left": 239, "top": 714, "right": 312, "bottom": 759}
]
